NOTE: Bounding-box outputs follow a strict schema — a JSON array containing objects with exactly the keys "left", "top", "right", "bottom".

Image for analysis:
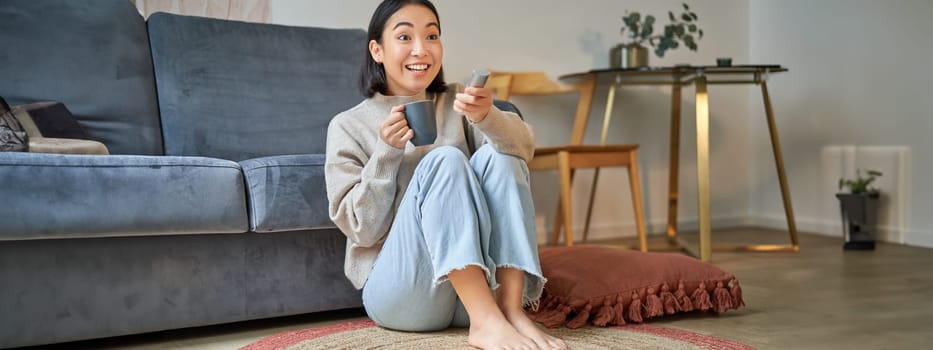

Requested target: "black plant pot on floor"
[{"left": 836, "top": 192, "right": 880, "bottom": 250}]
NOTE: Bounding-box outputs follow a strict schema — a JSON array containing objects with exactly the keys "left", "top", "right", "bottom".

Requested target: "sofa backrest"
[
  {"left": 0, "top": 0, "right": 164, "bottom": 155},
  {"left": 147, "top": 13, "right": 367, "bottom": 161}
]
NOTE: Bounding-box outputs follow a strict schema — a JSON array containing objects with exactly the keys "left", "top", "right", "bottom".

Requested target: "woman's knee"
[
  {"left": 471, "top": 144, "right": 528, "bottom": 178},
  {"left": 417, "top": 146, "right": 472, "bottom": 179},
  {"left": 426, "top": 145, "right": 469, "bottom": 164}
]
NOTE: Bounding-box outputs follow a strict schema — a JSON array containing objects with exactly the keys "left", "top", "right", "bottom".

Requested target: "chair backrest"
[{"left": 487, "top": 71, "right": 597, "bottom": 146}]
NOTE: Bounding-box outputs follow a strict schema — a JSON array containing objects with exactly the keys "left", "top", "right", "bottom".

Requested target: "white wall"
[
  {"left": 749, "top": 0, "right": 933, "bottom": 248},
  {"left": 270, "top": 0, "right": 756, "bottom": 242}
]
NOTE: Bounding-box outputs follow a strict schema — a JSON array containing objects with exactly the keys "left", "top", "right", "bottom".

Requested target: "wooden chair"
[{"left": 487, "top": 71, "right": 647, "bottom": 251}]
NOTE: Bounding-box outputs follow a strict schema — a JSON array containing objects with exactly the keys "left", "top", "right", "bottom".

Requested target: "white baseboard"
[
  {"left": 537, "top": 215, "right": 754, "bottom": 243},
  {"left": 904, "top": 229, "right": 933, "bottom": 249},
  {"left": 751, "top": 214, "right": 839, "bottom": 237},
  {"left": 749, "top": 214, "right": 920, "bottom": 246},
  {"left": 535, "top": 213, "right": 933, "bottom": 248}
]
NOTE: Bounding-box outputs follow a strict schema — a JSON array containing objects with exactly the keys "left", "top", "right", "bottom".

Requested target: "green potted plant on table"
[
  {"left": 611, "top": 2, "right": 704, "bottom": 68},
  {"left": 836, "top": 169, "right": 883, "bottom": 250}
]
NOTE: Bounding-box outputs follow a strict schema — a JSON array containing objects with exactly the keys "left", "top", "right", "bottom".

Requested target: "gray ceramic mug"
[{"left": 403, "top": 100, "right": 437, "bottom": 146}]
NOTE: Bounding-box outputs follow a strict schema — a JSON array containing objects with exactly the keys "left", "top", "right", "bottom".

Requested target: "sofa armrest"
[{"left": 240, "top": 154, "right": 333, "bottom": 232}]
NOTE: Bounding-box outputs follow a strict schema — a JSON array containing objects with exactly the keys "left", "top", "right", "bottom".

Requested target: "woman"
[{"left": 325, "top": 1, "right": 565, "bottom": 349}]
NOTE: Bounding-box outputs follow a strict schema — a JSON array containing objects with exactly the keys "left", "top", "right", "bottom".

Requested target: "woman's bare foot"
[
  {"left": 468, "top": 312, "right": 540, "bottom": 350},
  {"left": 503, "top": 309, "right": 568, "bottom": 350}
]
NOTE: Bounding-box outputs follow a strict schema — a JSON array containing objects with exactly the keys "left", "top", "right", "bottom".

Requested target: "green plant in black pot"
[
  {"left": 836, "top": 169, "right": 883, "bottom": 250},
  {"left": 838, "top": 169, "right": 882, "bottom": 194},
  {"left": 611, "top": 3, "right": 704, "bottom": 68}
]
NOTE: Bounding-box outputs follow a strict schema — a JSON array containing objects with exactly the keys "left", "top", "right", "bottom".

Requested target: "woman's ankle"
[
  {"left": 499, "top": 305, "right": 528, "bottom": 320},
  {"left": 470, "top": 308, "right": 511, "bottom": 330}
]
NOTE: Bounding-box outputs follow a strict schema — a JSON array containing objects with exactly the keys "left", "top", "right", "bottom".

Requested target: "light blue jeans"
[{"left": 362, "top": 145, "right": 544, "bottom": 331}]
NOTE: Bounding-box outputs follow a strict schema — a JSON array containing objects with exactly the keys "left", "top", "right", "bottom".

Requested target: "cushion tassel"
[
  {"left": 674, "top": 281, "right": 694, "bottom": 312},
  {"left": 592, "top": 299, "right": 615, "bottom": 327},
  {"left": 537, "top": 303, "right": 566, "bottom": 325},
  {"left": 660, "top": 283, "right": 677, "bottom": 315},
  {"left": 612, "top": 294, "right": 626, "bottom": 326},
  {"left": 565, "top": 303, "right": 592, "bottom": 329},
  {"left": 528, "top": 298, "right": 541, "bottom": 313},
  {"left": 540, "top": 305, "right": 571, "bottom": 329},
  {"left": 528, "top": 297, "right": 555, "bottom": 318},
  {"left": 731, "top": 278, "right": 746, "bottom": 308},
  {"left": 527, "top": 309, "right": 546, "bottom": 323},
  {"left": 627, "top": 292, "right": 644, "bottom": 323},
  {"left": 692, "top": 282, "right": 713, "bottom": 312},
  {"left": 526, "top": 298, "right": 551, "bottom": 322},
  {"left": 645, "top": 287, "right": 664, "bottom": 318},
  {"left": 713, "top": 281, "right": 733, "bottom": 313}
]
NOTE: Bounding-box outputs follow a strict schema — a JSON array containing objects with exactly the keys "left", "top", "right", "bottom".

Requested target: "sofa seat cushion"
[
  {"left": 240, "top": 154, "right": 333, "bottom": 232},
  {"left": 0, "top": 153, "right": 248, "bottom": 240}
]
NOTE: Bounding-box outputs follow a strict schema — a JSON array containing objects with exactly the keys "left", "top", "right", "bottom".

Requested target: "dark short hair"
[{"left": 359, "top": 0, "right": 448, "bottom": 97}]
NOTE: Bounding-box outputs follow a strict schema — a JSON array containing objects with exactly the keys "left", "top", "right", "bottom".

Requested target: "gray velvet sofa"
[{"left": 0, "top": 1, "right": 370, "bottom": 347}]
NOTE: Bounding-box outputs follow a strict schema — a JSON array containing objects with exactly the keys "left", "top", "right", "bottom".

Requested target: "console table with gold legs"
[{"left": 560, "top": 65, "right": 800, "bottom": 262}]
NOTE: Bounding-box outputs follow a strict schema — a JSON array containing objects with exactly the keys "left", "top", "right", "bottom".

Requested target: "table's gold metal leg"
[
  {"left": 695, "top": 76, "right": 712, "bottom": 262},
  {"left": 667, "top": 84, "right": 682, "bottom": 245},
  {"left": 761, "top": 81, "right": 800, "bottom": 251},
  {"left": 582, "top": 83, "right": 618, "bottom": 243},
  {"left": 669, "top": 78, "right": 799, "bottom": 256},
  {"left": 558, "top": 151, "right": 574, "bottom": 246},
  {"left": 628, "top": 151, "right": 649, "bottom": 252}
]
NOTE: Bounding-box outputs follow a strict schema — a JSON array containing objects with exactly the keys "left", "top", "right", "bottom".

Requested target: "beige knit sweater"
[{"left": 325, "top": 83, "right": 535, "bottom": 289}]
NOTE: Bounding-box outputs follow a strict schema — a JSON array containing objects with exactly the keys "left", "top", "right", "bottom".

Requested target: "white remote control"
[{"left": 469, "top": 69, "right": 489, "bottom": 87}]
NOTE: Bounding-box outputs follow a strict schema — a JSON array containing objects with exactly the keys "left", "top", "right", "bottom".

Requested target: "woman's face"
[{"left": 369, "top": 4, "right": 443, "bottom": 96}]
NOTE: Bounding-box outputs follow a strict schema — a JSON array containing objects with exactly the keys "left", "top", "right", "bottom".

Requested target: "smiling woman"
[
  {"left": 359, "top": 0, "right": 447, "bottom": 98},
  {"left": 371, "top": 7, "right": 442, "bottom": 96},
  {"left": 325, "top": 1, "right": 565, "bottom": 349}
]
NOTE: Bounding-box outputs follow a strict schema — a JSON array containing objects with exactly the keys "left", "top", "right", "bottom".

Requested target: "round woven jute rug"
[{"left": 241, "top": 319, "right": 754, "bottom": 350}]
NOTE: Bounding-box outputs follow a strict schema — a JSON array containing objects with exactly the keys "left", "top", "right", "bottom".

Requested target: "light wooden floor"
[
  {"left": 21, "top": 228, "right": 933, "bottom": 350},
  {"left": 617, "top": 228, "right": 933, "bottom": 349}
]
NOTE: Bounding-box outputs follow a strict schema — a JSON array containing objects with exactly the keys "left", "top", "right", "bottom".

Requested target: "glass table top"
[{"left": 559, "top": 65, "right": 788, "bottom": 85}]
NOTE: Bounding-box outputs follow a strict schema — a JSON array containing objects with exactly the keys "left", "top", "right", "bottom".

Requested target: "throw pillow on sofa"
[
  {"left": 16, "top": 101, "right": 91, "bottom": 140},
  {"left": 0, "top": 96, "right": 28, "bottom": 152},
  {"left": 0, "top": 99, "right": 109, "bottom": 155},
  {"left": 528, "top": 245, "right": 745, "bottom": 329}
]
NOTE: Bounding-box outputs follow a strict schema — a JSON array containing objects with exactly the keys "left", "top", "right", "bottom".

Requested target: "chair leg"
[
  {"left": 582, "top": 168, "right": 600, "bottom": 243},
  {"left": 628, "top": 152, "right": 648, "bottom": 252},
  {"left": 550, "top": 168, "right": 578, "bottom": 246},
  {"left": 557, "top": 152, "right": 574, "bottom": 247},
  {"left": 550, "top": 200, "right": 562, "bottom": 246}
]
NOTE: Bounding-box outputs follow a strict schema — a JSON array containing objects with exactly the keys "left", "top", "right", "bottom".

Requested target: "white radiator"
[{"left": 820, "top": 146, "right": 911, "bottom": 243}]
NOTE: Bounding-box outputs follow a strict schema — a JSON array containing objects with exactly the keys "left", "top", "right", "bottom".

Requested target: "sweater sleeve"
[
  {"left": 470, "top": 105, "right": 536, "bottom": 162},
  {"left": 325, "top": 117, "right": 404, "bottom": 247}
]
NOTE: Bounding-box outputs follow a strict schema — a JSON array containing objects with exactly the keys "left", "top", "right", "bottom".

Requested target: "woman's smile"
[{"left": 369, "top": 4, "right": 443, "bottom": 96}]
